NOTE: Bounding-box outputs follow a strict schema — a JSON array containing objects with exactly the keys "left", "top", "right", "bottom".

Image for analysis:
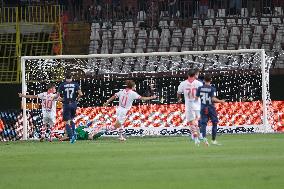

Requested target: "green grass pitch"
[{"left": 0, "top": 134, "right": 284, "bottom": 189}]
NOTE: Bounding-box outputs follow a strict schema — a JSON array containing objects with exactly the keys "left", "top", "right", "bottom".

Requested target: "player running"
[
  {"left": 57, "top": 72, "right": 83, "bottom": 144},
  {"left": 103, "top": 80, "right": 157, "bottom": 141},
  {"left": 18, "top": 83, "right": 58, "bottom": 142},
  {"left": 196, "top": 75, "right": 225, "bottom": 146},
  {"left": 177, "top": 69, "right": 203, "bottom": 146}
]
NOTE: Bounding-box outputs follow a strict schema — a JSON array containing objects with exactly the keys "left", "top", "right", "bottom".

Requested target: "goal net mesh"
[{"left": 21, "top": 50, "right": 273, "bottom": 139}]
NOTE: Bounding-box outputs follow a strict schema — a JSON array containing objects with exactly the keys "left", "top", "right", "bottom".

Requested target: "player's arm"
[
  {"left": 77, "top": 89, "right": 83, "bottom": 101},
  {"left": 140, "top": 95, "right": 157, "bottom": 101},
  {"left": 211, "top": 88, "right": 225, "bottom": 103},
  {"left": 54, "top": 84, "right": 63, "bottom": 100},
  {"left": 177, "top": 83, "right": 183, "bottom": 103},
  {"left": 18, "top": 93, "right": 38, "bottom": 99},
  {"left": 103, "top": 95, "right": 117, "bottom": 107},
  {"left": 212, "top": 97, "right": 225, "bottom": 103},
  {"left": 177, "top": 93, "right": 183, "bottom": 103},
  {"left": 195, "top": 87, "right": 201, "bottom": 101}
]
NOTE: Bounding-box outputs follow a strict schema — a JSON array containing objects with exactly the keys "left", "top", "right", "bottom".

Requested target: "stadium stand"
[{"left": 86, "top": 1, "right": 284, "bottom": 69}]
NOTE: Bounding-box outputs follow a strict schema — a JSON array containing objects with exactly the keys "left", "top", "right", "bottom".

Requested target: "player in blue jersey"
[
  {"left": 196, "top": 75, "right": 225, "bottom": 146},
  {"left": 57, "top": 72, "right": 83, "bottom": 144}
]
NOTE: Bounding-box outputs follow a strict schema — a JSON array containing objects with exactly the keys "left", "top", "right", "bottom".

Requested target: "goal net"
[{"left": 20, "top": 49, "right": 273, "bottom": 140}]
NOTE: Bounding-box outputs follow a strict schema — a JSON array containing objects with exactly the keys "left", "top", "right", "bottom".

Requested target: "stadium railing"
[{"left": 0, "top": 5, "right": 62, "bottom": 83}]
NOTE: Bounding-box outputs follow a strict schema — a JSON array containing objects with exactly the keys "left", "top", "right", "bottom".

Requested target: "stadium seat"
[
  {"left": 215, "top": 18, "right": 225, "bottom": 26},
  {"left": 227, "top": 18, "right": 236, "bottom": 26},
  {"left": 265, "top": 25, "right": 275, "bottom": 35},
  {"left": 113, "top": 40, "right": 124, "bottom": 51},
  {"left": 274, "top": 7, "right": 283, "bottom": 16},
  {"left": 169, "top": 20, "right": 176, "bottom": 29},
  {"left": 159, "top": 37, "right": 170, "bottom": 48},
  {"left": 207, "top": 28, "right": 217, "bottom": 36},
  {"left": 271, "top": 17, "right": 282, "bottom": 26},
  {"left": 260, "top": 18, "right": 270, "bottom": 26},
  {"left": 125, "top": 39, "right": 135, "bottom": 49},
  {"left": 249, "top": 17, "right": 259, "bottom": 25},
  {"left": 253, "top": 26, "right": 263, "bottom": 35},
  {"left": 169, "top": 46, "right": 178, "bottom": 52},
  {"left": 219, "top": 27, "right": 229, "bottom": 37},
  {"left": 182, "top": 38, "right": 193, "bottom": 49},
  {"left": 160, "top": 29, "right": 171, "bottom": 39},
  {"left": 126, "top": 31, "right": 136, "bottom": 40},
  {"left": 137, "top": 29, "right": 147, "bottom": 39},
  {"left": 239, "top": 35, "right": 250, "bottom": 45},
  {"left": 114, "top": 30, "right": 124, "bottom": 40},
  {"left": 172, "top": 28, "right": 183, "bottom": 38},
  {"left": 171, "top": 37, "right": 181, "bottom": 47},
  {"left": 124, "top": 21, "right": 134, "bottom": 29},
  {"left": 231, "top": 26, "right": 241, "bottom": 36},
  {"left": 137, "top": 11, "right": 147, "bottom": 21},
  {"left": 102, "top": 31, "right": 112, "bottom": 40},
  {"left": 197, "top": 27, "right": 206, "bottom": 36},
  {"left": 241, "top": 8, "right": 248, "bottom": 17},
  {"left": 184, "top": 28, "right": 194, "bottom": 38},
  {"left": 113, "top": 22, "right": 123, "bottom": 31},
  {"left": 207, "top": 9, "right": 215, "bottom": 18},
  {"left": 237, "top": 18, "right": 248, "bottom": 25},
  {"left": 147, "top": 39, "right": 158, "bottom": 49},
  {"left": 124, "top": 48, "right": 133, "bottom": 53},
  {"left": 205, "top": 35, "right": 215, "bottom": 46},
  {"left": 149, "top": 30, "right": 159, "bottom": 39},
  {"left": 242, "top": 26, "right": 252, "bottom": 35},
  {"left": 91, "top": 22, "right": 101, "bottom": 30},
  {"left": 204, "top": 19, "right": 214, "bottom": 26},
  {"left": 263, "top": 34, "right": 273, "bottom": 44},
  {"left": 192, "top": 19, "right": 203, "bottom": 27},
  {"left": 159, "top": 20, "right": 169, "bottom": 28},
  {"left": 136, "top": 39, "right": 146, "bottom": 48},
  {"left": 217, "top": 9, "right": 226, "bottom": 17}
]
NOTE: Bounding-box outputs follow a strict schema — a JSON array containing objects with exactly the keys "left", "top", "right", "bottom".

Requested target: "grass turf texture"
[{"left": 0, "top": 134, "right": 284, "bottom": 189}]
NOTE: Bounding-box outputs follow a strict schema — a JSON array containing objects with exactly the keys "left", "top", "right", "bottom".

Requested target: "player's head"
[
  {"left": 65, "top": 71, "right": 72, "bottom": 80},
  {"left": 204, "top": 75, "right": 212, "bottom": 84},
  {"left": 47, "top": 83, "right": 56, "bottom": 93},
  {"left": 187, "top": 68, "right": 200, "bottom": 78},
  {"left": 125, "top": 80, "right": 136, "bottom": 90}
]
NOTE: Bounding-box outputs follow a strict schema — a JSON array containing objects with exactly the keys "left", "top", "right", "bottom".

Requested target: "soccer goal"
[{"left": 20, "top": 49, "right": 273, "bottom": 140}]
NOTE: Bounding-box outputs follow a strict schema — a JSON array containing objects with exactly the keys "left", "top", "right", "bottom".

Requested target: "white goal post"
[{"left": 21, "top": 49, "right": 271, "bottom": 140}]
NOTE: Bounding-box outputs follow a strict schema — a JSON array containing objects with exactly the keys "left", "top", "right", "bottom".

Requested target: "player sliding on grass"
[
  {"left": 57, "top": 72, "right": 83, "bottom": 144},
  {"left": 18, "top": 83, "right": 58, "bottom": 142},
  {"left": 177, "top": 69, "right": 203, "bottom": 146},
  {"left": 196, "top": 75, "right": 225, "bottom": 146},
  {"left": 103, "top": 80, "right": 157, "bottom": 141}
]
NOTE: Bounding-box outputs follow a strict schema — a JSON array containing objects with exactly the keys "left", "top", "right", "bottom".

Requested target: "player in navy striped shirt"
[
  {"left": 196, "top": 75, "right": 225, "bottom": 146},
  {"left": 57, "top": 72, "right": 83, "bottom": 143}
]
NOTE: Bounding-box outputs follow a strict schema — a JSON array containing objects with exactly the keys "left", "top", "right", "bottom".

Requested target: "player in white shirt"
[
  {"left": 177, "top": 69, "right": 203, "bottom": 145},
  {"left": 103, "top": 80, "right": 157, "bottom": 141},
  {"left": 19, "top": 83, "right": 58, "bottom": 142}
]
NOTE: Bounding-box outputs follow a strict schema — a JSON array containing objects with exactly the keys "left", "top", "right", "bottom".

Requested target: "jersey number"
[
  {"left": 186, "top": 88, "right": 197, "bottom": 99},
  {"left": 43, "top": 100, "right": 52, "bottom": 109},
  {"left": 200, "top": 92, "right": 212, "bottom": 104},
  {"left": 65, "top": 88, "right": 74, "bottom": 99},
  {"left": 121, "top": 96, "right": 128, "bottom": 108}
]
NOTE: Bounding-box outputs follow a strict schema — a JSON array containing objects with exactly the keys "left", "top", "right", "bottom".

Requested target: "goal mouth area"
[{"left": 20, "top": 49, "right": 273, "bottom": 140}]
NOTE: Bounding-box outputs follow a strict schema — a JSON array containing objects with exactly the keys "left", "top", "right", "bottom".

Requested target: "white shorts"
[
  {"left": 42, "top": 113, "right": 56, "bottom": 126},
  {"left": 116, "top": 106, "right": 128, "bottom": 124},
  {"left": 185, "top": 106, "right": 200, "bottom": 122}
]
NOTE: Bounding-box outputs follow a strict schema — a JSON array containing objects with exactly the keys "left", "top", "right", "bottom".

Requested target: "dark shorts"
[
  {"left": 200, "top": 105, "right": 218, "bottom": 125},
  {"left": 62, "top": 102, "right": 77, "bottom": 121}
]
